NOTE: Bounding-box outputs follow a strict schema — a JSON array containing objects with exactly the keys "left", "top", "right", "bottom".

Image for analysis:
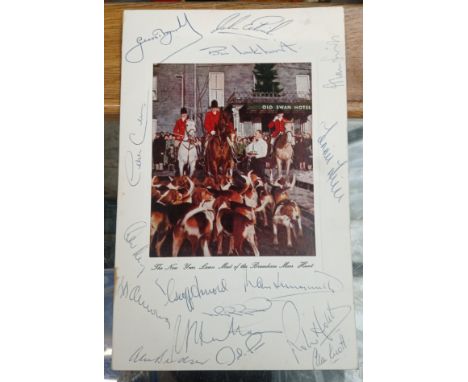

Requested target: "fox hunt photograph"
[{"left": 150, "top": 63, "right": 315, "bottom": 258}]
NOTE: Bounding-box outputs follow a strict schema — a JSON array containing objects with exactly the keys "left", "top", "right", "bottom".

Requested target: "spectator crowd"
[{"left": 152, "top": 130, "right": 313, "bottom": 173}]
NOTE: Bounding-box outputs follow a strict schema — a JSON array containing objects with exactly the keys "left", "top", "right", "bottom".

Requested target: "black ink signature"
[
  {"left": 117, "top": 277, "right": 170, "bottom": 328},
  {"left": 154, "top": 276, "right": 228, "bottom": 312},
  {"left": 211, "top": 13, "right": 293, "bottom": 40},
  {"left": 125, "top": 13, "right": 203, "bottom": 64}
]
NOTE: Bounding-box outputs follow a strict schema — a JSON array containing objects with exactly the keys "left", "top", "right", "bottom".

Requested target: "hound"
[
  {"left": 251, "top": 173, "right": 273, "bottom": 226},
  {"left": 214, "top": 201, "right": 260, "bottom": 257},
  {"left": 268, "top": 175, "right": 303, "bottom": 247},
  {"left": 172, "top": 206, "right": 215, "bottom": 257},
  {"left": 150, "top": 178, "right": 194, "bottom": 256}
]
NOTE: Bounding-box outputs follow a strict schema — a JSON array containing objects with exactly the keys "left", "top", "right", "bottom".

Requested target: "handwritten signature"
[
  {"left": 211, "top": 13, "right": 293, "bottom": 40},
  {"left": 200, "top": 41, "right": 297, "bottom": 57},
  {"left": 125, "top": 13, "right": 203, "bottom": 64},
  {"left": 125, "top": 149, "right": 141, "bottom": 187},
  {"left": 322, "top": 35, "right": 345, "bottom": 89},
  {"left": 129, "top": 345, "right": 209, "bottom": 365},
  {"left": 117, "top": 277, "right": 170, "bottom": 328},
  {"left": 171, "top": 314, "right": 282, "bottom": 366},
  {"left": 243, "top": 269, "right": 343, "bottom": 294},
  {"left": 155, "top": 276, "right": 228, "bottom": 312},
  {"left": 129, "top": 98, "right": 148, "bottom": 146},
  {"left": 317, "top": 121, "right": 347, "bottom": 203},
  {"left": 281, "top": 298, "right": 352, "bottom": 365},
  {"left": 202, "top": 296, "right": 273, "bottom": 318},
  {"left": 124, "top": 221, "right": 146, "bottom": 249}
]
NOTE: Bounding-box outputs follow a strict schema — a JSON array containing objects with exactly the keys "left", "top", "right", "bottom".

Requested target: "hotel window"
[
  {"left": 296, "top": 75, "right": 311, "bottom": 99},
  {"left": 209, "top": 72, "right": 225, "bottom": 107},
  {"left": 152, "top": 76, "right": 157, "bottom": 101}
]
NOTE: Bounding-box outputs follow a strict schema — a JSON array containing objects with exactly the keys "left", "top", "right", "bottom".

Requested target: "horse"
[
  {"left": 177, "top": 120, "right": 198, "bottom": 177},
  {"left": 273, "top": 122, "right": 295, "bottom": 178},
  {"left": 205, "top": 110, "right": 234, "bottom": 181}
]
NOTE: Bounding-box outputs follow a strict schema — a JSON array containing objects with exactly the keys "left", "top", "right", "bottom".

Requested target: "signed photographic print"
[
  {"left": 113, "top": 7, "right": 357, "bottom": 371},
  {"left": 150, "top": 63, "right": 315, "bottom": 258}
]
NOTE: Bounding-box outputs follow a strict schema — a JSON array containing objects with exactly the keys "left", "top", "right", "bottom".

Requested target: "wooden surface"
[{"left": 104, "top": 2, "right": 362, "bottom": 117}]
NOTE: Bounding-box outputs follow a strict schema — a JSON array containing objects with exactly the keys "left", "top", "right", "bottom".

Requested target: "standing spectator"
[
  {"left": 153, "top": 133, "right": 166, "bottom": 171},
  {"left": 245, "top": 129, "right": 268, "bottom": 179},
  {"left": 163, "top": 133, "right": 172, "bottom": 169},
  {"left": 303, "top": 133, "right": 313, "bottom": 169},
  {"left": 295, "top": 134, "right": 307, "bottom": 170},
  {"left": 235, "top": 136, "right": 247, "bottom": 157}
]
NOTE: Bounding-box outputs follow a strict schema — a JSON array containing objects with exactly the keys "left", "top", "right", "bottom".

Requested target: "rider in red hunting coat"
[
  {"left": 268, "top": 112, "right": 290, "bottom": 155},
  {"left": 204, "top": 100, "right": 221, "bottom": 136},
  {"left": 173, "top": 107, "right": 188, "bottom": 146},
  {"left": 268, "top": 111, "right": 286, "bottom": 138}
]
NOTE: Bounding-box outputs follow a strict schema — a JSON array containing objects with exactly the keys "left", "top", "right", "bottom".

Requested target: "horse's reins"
[
  {"left": 181, "top": 130, "right": 197, "bottom": 165},
  {"left": 208, "top": 132, "right": 241, "bottom": 164}
]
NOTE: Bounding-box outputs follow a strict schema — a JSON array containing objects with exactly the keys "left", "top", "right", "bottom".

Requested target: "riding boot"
[{"left": 269, "top": 138, "right": 276, "bottom": 159}]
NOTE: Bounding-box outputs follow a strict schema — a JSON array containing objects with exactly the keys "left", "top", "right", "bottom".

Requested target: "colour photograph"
[{"left": 150, "top": 63, "right": 315, "bottom": 257}]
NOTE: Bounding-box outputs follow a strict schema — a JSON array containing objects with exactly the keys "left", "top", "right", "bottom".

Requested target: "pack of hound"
[{"left": 150, "top": 171, "right": 303, "bottom": 257}]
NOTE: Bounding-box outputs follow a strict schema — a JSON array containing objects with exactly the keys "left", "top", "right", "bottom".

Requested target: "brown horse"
[{"left": 205, "top": 110, "right": 234, "bottom": 181}]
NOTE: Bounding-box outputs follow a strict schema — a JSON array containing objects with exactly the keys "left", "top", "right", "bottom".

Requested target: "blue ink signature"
[
  {"left": 125, "top": 150, "right": 141, "bottom": 187},
  {"left": 202, "top": 296, "right": 273, "bottom": 318},
  {"left": 281, "top": 299, "right": 351, "bottom": 364},
  {"left": 171, "top": 314, "right": 282, "bottom": 360},
  {"left": 243, "top": 269, "right": 343, "bottom": 294},
  {"left": 125, "top": 13, "right": 203, "bottom": 64},
  {"left": 211, "top": 13, "right": 293, "bottom": 40},
  {"left": 200, "top": 41, "right": 297, "bottom": 57},
  {"left": 129, "top": 346, "right": 209, "bottom": 365},
  {"left": 117, "top": 277, "right": 170, "bottom": 328},
  {"left": 322, "top": 35, "right": 345, "bottom": 89},
  {"left": 317, "top": 121, "right": 347, "bottom": 202},
  {"left": 154, "top": 276, "right": 228, "bottom": 312},
  {"left": 123, "top": 221, "right": 146, "bottom": 249},
  {"left": 129, "top": 96, "right": 149, "bottom": 146}
]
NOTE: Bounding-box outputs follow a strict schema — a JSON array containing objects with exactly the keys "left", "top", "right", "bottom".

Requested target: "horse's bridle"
[{"left": 180, "top": 130, "right": 197, "bottom": 150}]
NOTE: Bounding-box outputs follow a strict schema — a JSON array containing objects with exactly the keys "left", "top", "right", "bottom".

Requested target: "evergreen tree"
[{"left": 253, "top": 64, "right": 283, "bottom": 94}]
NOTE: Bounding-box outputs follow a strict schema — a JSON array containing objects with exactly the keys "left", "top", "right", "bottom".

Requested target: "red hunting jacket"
[
  {"left": 204, "top": 110, "right": 221, "bottom": 135},
  {"left": 173, "top": 118, "right": 187, "bottom": 141},
  {"left": 268, "top": 118, "right": 286, "bottom": 138}
]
